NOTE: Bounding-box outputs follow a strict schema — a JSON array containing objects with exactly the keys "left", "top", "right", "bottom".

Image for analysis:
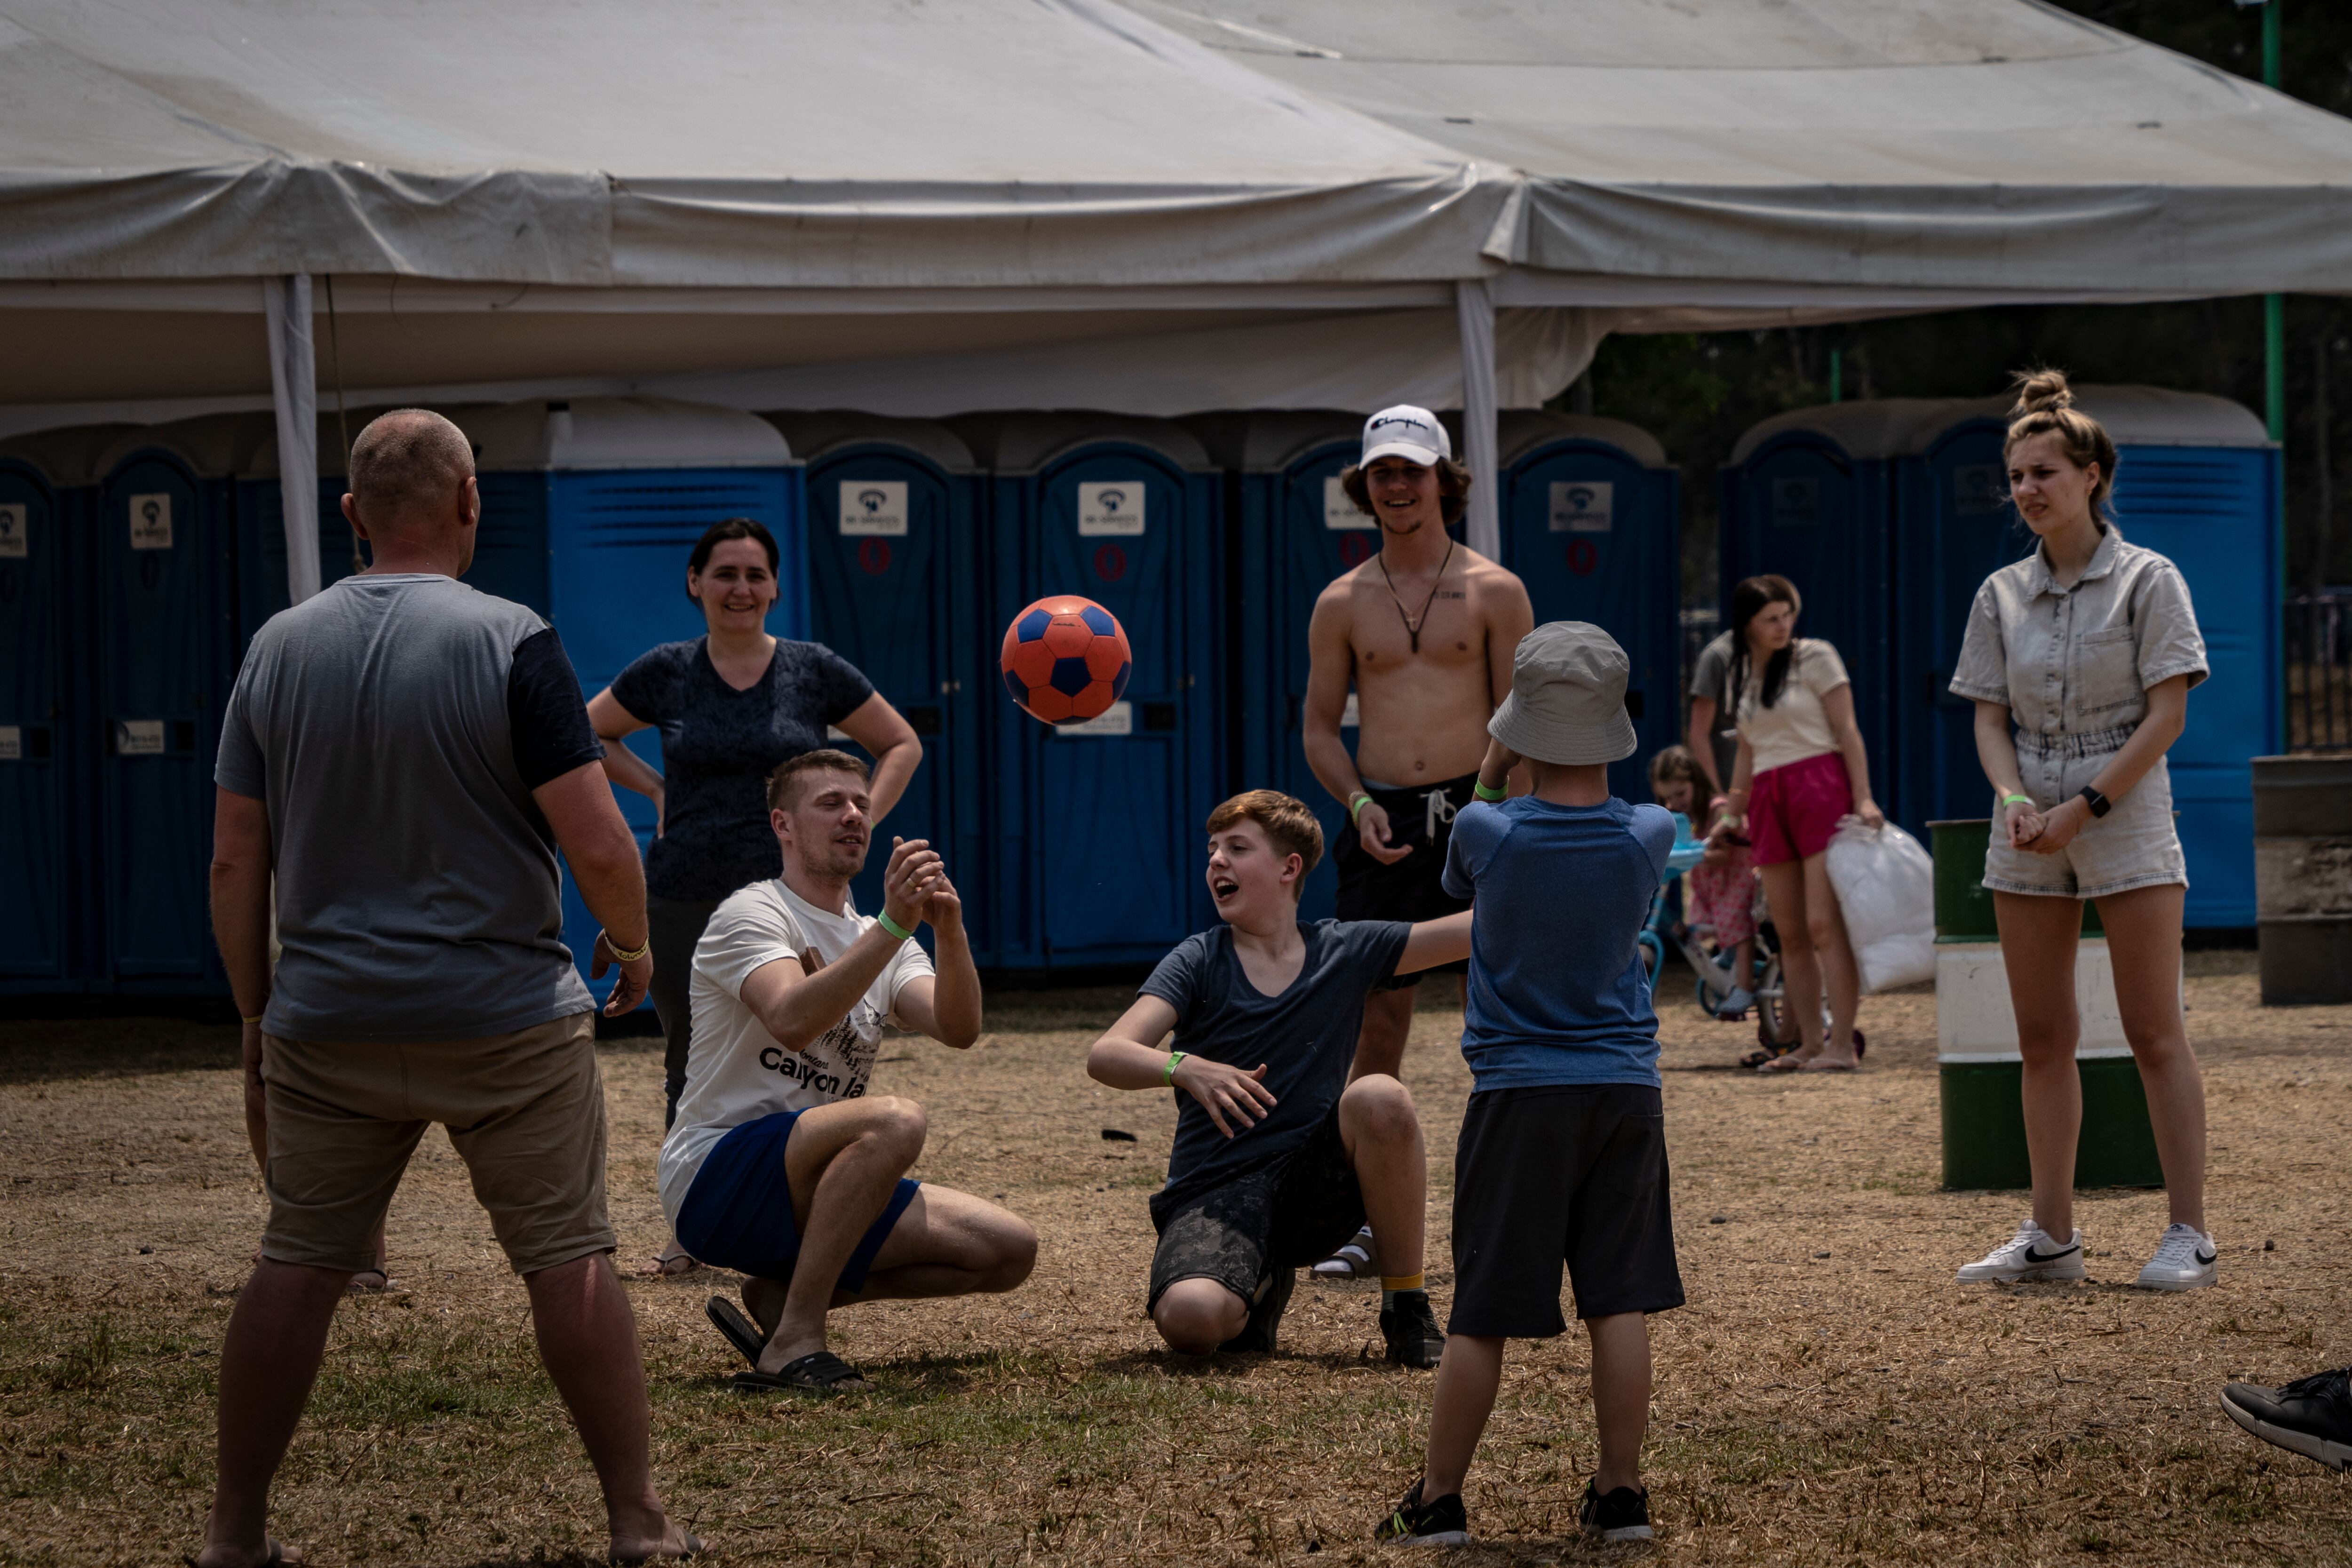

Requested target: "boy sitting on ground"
[
  {"left": 1375, "top": 623, "right": 1685, "bottom": 1548},
  {"left": 1086, "top": 790, "right": 1468, "bottom": 1367},
  {"left": 660, "top": 749, "right": 1037, "bottom": 1394}
]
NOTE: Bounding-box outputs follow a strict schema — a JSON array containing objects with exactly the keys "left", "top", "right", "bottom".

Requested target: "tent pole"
[
  {"left": 1456, "top": 278, "right": 1500, "bottom": 558},
  {"left": 263, "top": 274, "right": 322, "bottom": 605}
]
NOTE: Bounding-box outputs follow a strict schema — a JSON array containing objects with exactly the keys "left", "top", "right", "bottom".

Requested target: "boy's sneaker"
[
  {"left": 1579, "top": 1481, "right": 1653, "bottom": 1542},
  {"left": 1372, "top": 1479, "right": 1470, "bottom": 1547},
  {"left": 1955, "top": 1219, "right": 2084, "bottom": 1283},
  {"left": 1220, "top": 1266, "right": 1295, "bottom": 1354},
  {"left": 2221, "top": 1367, "right": 2352, "bottom": 1471},
  {"left": 2135, "top": 1223, "right": 2217, "bottom": 1291},
  {"left": 1379, "top": 1289, "right": 1446, "bottom": 1369}
]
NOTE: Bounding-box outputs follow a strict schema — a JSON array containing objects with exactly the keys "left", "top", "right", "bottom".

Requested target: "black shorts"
[
  {"left": 1448, "top": 1084, "right": 1684, "bottom": 1337},
  {"left": 1145, "top": 1106, "right": 1364, "bottom": 1311},
  {"left": 1334, "top": 772, "right": 1477, "bottom": 990}
]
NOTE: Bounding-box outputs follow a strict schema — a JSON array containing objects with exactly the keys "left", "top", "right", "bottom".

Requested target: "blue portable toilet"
[
  {"left": 1497, "top": 412, "right": 1681, "bottom": 802},
  {"left": 0, "top": 424, "right": 133, "bottom": 994},
  {"left": 1900, "top": 387, "right": 2279, "bottom": 928},
  {"left": 953, "top": 414, "right": 1223, "bottom": 969},
  {"left": 1718, "top": 400, "right": 1965, "bottom": 820},
  {"left": 447, "top": 399, "right": 806, "bottom": 1000},
  {"left": 765, "top": 412, "right": 992, "bottom": 958},
  {"left": 90, "top": 415, "right": 272, "bottom": 993},
  {"left": 1186, "top": 410, "right": 1364, "bottom": 922}
]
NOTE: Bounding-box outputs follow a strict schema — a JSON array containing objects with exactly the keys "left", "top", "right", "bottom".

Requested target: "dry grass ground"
[{"left": 3, "top": 950, "right": 2350, "bottom": 1566}]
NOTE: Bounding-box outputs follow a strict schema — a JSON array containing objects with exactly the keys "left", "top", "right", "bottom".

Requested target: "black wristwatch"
[{"left": 2077, "top": 785, "right": 2111, "bottom": 819}]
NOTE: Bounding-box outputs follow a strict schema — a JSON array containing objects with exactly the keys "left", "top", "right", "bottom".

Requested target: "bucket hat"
[{"left": 1488, "top": 621, "right": 1638, "bottom": 766}]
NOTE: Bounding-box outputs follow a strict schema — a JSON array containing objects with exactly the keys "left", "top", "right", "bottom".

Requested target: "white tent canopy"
[{"left": 2, "top": 0, "right": 2348, "bottom": 593}]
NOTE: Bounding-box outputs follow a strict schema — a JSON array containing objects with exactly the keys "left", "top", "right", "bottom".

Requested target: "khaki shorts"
[
  {"left": 260, "top": 1011, "right": 616, "bottom": 1275},
  {"left": 1982, "top": 745, "right": 2187, "bottom": 902}
]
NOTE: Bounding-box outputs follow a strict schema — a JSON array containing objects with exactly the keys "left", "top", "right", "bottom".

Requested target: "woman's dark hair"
[
  {"left": 1728, "top": 574, "right": 1804, "bottom": 711},
  {"left": 1339, "top": 456, "right": 1474, "bottom": 527},
  {"left": 686, "top": 517, "right": 779, "bottom": 602}
]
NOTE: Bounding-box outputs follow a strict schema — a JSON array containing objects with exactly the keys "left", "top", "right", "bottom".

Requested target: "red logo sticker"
[
  {"left": 1094, "top": 543, "right": 1128, "bottom": 582},
  {"left": 858, "top": 538, "right": 893, "bottom": 575},
  {"left": 1339, "top": 533, "right": 1373, "bottom": 567},
  {"left": 1567, "top": 540, "right": 1599, "bottom": 576}
]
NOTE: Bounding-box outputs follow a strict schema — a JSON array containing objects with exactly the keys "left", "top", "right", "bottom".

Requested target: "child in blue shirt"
[{"left": 1375, "top": 621, "right": 1685, "bottom": 1549}]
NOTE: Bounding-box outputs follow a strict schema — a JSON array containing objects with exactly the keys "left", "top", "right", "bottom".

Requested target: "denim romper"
[{"left": 1948, "top": 528, "right": 2208, "bottom": 900}]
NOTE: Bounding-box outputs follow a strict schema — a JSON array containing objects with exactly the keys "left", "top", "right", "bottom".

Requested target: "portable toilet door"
[
  {"left": 768, "top": 413, "right": 991, "bottom": 959},
  {"left": 1718, "top": 400, "right": 1959, "bottom": 820},
  {"left": 2085, "top": 387, "right": 2279, "bottom": 929},
  {"left": 1187, "top": 411, "right": 1363, "bottom": 922},
  {"left": 94, "top": 415, "right": 270, "bottom": 992},
  {"left": 1498, "top": 412, "right": 1681, "bottom": 802},
  {"left": 955, "top": 414, "right": 1222, "bottom": 969},
  {"left": 469, "top": 399, "right": 806, "bottom": 1001}
]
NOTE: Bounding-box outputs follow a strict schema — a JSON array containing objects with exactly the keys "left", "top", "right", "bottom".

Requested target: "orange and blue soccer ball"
[{"left": 1000, "top": 595, "right": 1131, "bottom": 724}]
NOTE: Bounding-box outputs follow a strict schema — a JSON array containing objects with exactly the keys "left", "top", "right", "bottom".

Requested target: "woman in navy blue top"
[{"left": 586, "top": 517, "right": 920, "bottom": 1275}]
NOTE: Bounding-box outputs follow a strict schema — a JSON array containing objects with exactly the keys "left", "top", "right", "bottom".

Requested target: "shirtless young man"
[{"left": 1302, "top": 406, "right": 1533, "bottom": 1276}]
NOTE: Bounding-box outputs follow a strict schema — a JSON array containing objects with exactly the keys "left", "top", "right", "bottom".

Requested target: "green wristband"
[
  {"left": 1473, "top": 780, "right": 1507, "bottom": 802},
  {"left": 1164, "top": 1051, "right": 1187, "bottom": 1085},
  {"left": 875, "top": 909, "right": 915, "bottom": 942},
  {"left": 2002, "top": 794, "right": 2034, "bottom": 808},
  {"left": 1348, "top": 792, "right": 1373, "bottom": 823}
]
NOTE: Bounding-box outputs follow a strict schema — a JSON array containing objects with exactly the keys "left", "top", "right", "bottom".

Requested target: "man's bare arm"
[
  {"left": 1482, "top": 567, "right": 1537, "bottom": 793},
  {"left": 1687, "top": 694, "right": 1724, "bottom": 797},
  {"left": 210, "top": 788, "right": 274, "bottom": 1170},
  {"left": 1301, "top": 582, "right": 1365, "bottom": 809}
]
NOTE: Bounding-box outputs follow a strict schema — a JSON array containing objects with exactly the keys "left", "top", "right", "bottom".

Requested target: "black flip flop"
[
  {"left": 705, "top": 1295, "right": 767, "bottom": 1368},
  {"left": 610, "top": 1529, "right": 703, "bottom": 1565},
  {"left": 731, "top": 1350, "right": 871, "bottom": 1395}
]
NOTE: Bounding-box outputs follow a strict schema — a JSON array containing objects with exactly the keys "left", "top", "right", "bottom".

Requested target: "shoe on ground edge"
[
  {"left": 2222, "top": 1367, "right": 2352, "bottom": 1472},
  {"left": 1715, "top": 986, "right": 1756, "bottom": 1020},
  {"left": 1580, "top": 1481, "right": 1653, "bottom": 1542},
  {"left": 1220, "top": 1266, "right": 1294, "bottom": 1354},
  {"left": 1379, "top": 1289, "right": 1446, "bottom": 1369},
  {"left": 1955, "top": 1219, "right": 2085, "bottom": 1283},
  {"left": 2135, "top": 1223, "right": 2217, "bottom": 1291},
  {"left": 1373, "top": 1480, "right": 1471, "bottom": 1547}
]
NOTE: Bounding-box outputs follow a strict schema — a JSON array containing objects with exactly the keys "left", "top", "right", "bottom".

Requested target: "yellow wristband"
[
  {"left": 241, "top": 1013, "right": 265, "bottom": 1025},
  {"left": 602, "top": 931, "right": 652, "bottom": 964},
  {"left": 1348, "top": 792, "right": 1372, "bottom": 824},
  {"left": 1164, "top": 1051, "right": 1188, "bottom": 1085},
  {"left": 1473, "top": 780, "right": 1507, "bottom": 802}
]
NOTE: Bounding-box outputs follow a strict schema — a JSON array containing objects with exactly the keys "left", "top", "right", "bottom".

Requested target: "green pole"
[{"left": 1829, "top": 348, "right": 1843, "bottom": 404}]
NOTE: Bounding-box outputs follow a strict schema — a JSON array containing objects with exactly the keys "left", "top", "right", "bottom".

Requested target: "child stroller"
[{"left": 1638, "top": 814, "right": 1863, "bottom": 1067}]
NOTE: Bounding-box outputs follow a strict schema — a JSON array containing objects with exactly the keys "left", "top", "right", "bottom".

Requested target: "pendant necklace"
[{"left": 1379, "top": 538, "right": 1454, "bottom": 655}]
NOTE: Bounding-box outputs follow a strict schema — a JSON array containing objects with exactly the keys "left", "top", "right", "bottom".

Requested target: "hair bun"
[{"left": 2008, "top": 367, "right": 2075, "bottom": 418}]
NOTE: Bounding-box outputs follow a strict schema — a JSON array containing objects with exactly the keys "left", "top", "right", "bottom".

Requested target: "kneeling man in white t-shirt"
[{"left": 659, "top": 748, "right": 1037, "bottom": 1393}]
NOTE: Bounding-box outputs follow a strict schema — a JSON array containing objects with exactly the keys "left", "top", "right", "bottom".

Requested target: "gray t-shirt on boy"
[{"left": 215, "top": 574, "right": 604, "bottom": 1043}]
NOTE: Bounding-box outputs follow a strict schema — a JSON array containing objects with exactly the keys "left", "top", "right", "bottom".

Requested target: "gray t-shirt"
[
  {"left": 216, "top": 574, "right": 603, "bottom": 1042},
  {"left": 1687, "top": 629, "right": 1740, "bottom": 788}
]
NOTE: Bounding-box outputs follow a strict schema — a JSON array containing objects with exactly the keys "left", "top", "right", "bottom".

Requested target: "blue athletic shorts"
[{"left": 674, "top": 1108, "right": 921, "bottom": 1296}]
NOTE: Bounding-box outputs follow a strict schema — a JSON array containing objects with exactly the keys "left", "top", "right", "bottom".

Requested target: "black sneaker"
[
  {"left": 2222, "top": 1367, "right": 2352, "bottom": 1471},
  {"left": 1379, "top": 1289, "right": 1446, "bottom": 1369},
  {"left": 1579, "top": 1481, "right": 1653, "bottom": 1542},
  {"left": 1372, "top": 1479, "right": 1471, "bottom": 1547},
  {"left": 1220, "top": 1266, "right": 1294, "bottom": 1354}
]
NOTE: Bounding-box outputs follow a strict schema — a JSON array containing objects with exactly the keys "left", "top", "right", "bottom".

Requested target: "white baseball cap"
[{"left": 1359, "top": 405, "right": 1451, "bottom": 468}]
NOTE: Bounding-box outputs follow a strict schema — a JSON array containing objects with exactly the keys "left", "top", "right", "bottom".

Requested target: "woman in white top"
[
  {"left": 1713, "top": 575, "right": 1883, "bottom": 1072},
  {"left": 1948, "top": 370, "right": 2215, "bottom": 1292}
]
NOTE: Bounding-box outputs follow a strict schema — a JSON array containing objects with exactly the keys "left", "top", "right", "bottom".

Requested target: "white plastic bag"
[{"left": 1824, "top": 818, "right": 1936, "bottom": 994}]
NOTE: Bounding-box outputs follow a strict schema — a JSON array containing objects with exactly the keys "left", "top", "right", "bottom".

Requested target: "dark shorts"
[
  {"left": 1335, "top": 772, "right": 1477, "bottom": 990},
  {"left": 1449, "top": 1084, "right": 1684, "bottom": 1337},
  {"left": 1145, "top": 1105, "right": 1364, "bottom": 1311},
  {"left": 674, "top": 1108, "right": 922, "bottom": 1297}
]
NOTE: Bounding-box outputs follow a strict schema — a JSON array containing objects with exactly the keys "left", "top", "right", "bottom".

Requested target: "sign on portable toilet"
[
  {"left": 1186, "top": 410, "right": 1363, "bottom": 923},
  {"left": 1900, "top": 387, "right": 2280, "bottom": 929},
  {"left": 954, "top": 414, "right": 1222, "bottom": 969},
  {"left": 1497, "top": 412, "right": 1680, "bottom": 802},
  {"left": 1719, "top": 400, "right": 1963, "bottom": 822},
  {"left": 766, "top": 412, "right": 992, "bottom": 961},
  {"left": 0, "top": 425, "right": 130, "bottom": 995},
  {"left": 92, "top": 415, "right": 273, "bottom": 992},
  {"left": 461, "top": 399, "right": 807, "bottom": 1004}
]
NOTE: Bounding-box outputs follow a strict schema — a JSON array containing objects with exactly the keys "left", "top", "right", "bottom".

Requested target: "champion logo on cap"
[{"left": 1360, "top": 405, "right": 1451, "bottom": 468}]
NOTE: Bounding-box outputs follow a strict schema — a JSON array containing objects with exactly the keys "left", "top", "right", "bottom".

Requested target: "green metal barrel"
[
  {"left": 1938, "top": 1050, "right": 2163, "bottom": 1189},
  {"left": 1927, "top": 818, "right": 2100, "bottom": 939}
]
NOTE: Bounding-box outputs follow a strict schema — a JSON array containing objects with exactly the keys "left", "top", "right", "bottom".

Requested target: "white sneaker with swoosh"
[
  {"left": 1955, "top": 1219, "right": 2085, "bottom": 1283},
  {"left": 2135, "top": 1223, "right": 2218, "bottom": 1291}
]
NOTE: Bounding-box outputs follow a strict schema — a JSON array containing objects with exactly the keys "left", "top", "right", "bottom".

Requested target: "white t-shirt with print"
[
  {"left": 1735, "top": 637, "right": 1851, "bottom": 775},
  {"left": 656, "top": 879, "right": 935, "bottom": 1227}
]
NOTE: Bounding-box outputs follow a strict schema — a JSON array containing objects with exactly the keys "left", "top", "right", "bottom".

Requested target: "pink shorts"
[{"left": 1749, "top": 751, "right": 1851, "bottom": 867}]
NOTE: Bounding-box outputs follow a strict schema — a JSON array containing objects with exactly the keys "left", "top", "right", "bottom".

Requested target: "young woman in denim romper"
[{"left": 1947, "top": 372, "right": 2217, "bottom": 1292}]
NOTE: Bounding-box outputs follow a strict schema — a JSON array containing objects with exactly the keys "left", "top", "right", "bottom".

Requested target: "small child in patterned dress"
[{"left": 1648, "top": 746, "right": 1757, "bottom": 1019}]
